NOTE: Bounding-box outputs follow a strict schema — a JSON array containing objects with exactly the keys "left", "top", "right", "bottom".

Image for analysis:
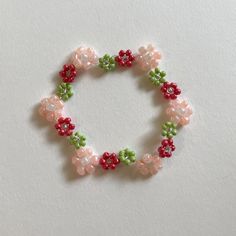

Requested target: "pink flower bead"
[
  {"left": 71, "top": 47, "right": 98, "bottom": 70},
  {"left": 39, "top": 95, "right": 64, "bottom": 122},
  {"left": 135, "top": 154, "right": 162, "bottom": 176},
  {"left": 72, "top": 147, "right": 99, "bottom": 176},
  {"left": 166, "top": 99, "right": 193, "bottom": 126},
  {"left": 136, "top": 44, "right": 161, "bottom": 71}
]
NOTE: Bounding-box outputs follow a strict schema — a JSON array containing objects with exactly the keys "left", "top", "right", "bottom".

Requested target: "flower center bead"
[
  {"left": 66, "top": 70, "right": 72, "bottom": 77},
  {"left": 167, "top": 87, "right": 174, "bottom": 94},
  {"left": 80, "top": 54, "right": 89, "bottom": 63},
  {"left": 146, "top": 162, "right": 154, "bottom": 169},
  {"left": 122, "top": 55, "right": 128, "bottom": 62},
  {"left": 62, "top": 124, "right": 68, "bottom": 130},
  {"left": 80, "top": 156, "right": 90, "bottom": 166},
  {"left": 177, "top": 107, "right": 185, "bottom": 115},
  {"left": 46, "top": 103, "right": 55, "bottom": 111},
  {"left": 168, "top": 127, "right": 173, "bottom": 132},
  {"left": 106, "top": 158, "right": 112, "bottom": 164},
  {"left": 165, "top": 146, "right": 172, "bottom": 153}
]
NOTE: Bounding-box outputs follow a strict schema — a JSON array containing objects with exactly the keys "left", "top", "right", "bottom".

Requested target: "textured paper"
[{"left": 0, "top": 0, "right": 236, "bottom": 235}]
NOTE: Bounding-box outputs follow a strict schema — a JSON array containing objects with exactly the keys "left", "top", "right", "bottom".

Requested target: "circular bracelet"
[{"left": 39, "top": 44, "right": 193, "bottom": 177}]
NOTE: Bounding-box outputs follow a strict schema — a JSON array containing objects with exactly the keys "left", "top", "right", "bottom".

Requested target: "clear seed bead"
[
  {"left": 62, "top": 124, "right": 68, "bottom": 130},
  {"left": 167, "top": 87, "right": 174, "bottom": 94},
  {"left": 165, "top": 146, "right": 172, "bottom": 153},
  {"left": 80, "top": 156, "right": 90, "bottom": 166},
  {"left": 122, "top": 55, "right": 128, "bottom": 62},
  {"left": 46, "top": 103, "right": 55, "bottom": 111},
  {"left": 80, "top": 54, "right": 88, "bottom": 63}
]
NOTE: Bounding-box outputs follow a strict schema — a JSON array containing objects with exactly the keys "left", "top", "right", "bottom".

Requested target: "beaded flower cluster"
[{"left": 39, "top": 44, "right": 193, "bottom": 177}]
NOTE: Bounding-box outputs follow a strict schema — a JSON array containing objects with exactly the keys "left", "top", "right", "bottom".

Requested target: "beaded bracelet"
[{"left": 39, "top": 44, "right": 193, "bottom": 177}]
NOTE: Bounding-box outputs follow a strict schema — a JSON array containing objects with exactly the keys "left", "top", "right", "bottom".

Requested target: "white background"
[{"left": 0, "top": 1, "right": 236, "bottom": 235}]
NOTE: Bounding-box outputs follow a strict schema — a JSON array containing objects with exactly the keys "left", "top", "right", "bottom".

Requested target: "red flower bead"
[
  {"left": 161, "top": 82, "right": 181, "bottom": 100},
  {"left": 99, "top": 152, "right": 120, "bottom": 170},
  {"left": 59, "top": 64, "right": 77, "bottom": 83},
  {"left": 115, "top": 49, "right": 135, "bottom": 67},
  {"left": 55, "top": 117, "right": 75, "bottom": 136},
  {"left": 158, "top": 139, "right": 176, "bottom": 158}
]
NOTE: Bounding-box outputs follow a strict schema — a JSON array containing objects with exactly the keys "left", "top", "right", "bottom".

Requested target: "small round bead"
[
  {"left": 65, "top": 117, "right": 71, "bottom": 123},
  {"left": 103, "top": 152, "right": 110, "bottom": 158},
  {"left": 58, "top": 117, "right": 64, "bottom": 124},
  {"left": 119, "top": 50, "right": 125, "bottom": 56}
]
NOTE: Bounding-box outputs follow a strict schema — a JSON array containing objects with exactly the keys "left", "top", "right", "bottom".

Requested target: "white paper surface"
[{"left": 0, "top": 0, "right": 236, "bottom": 235}]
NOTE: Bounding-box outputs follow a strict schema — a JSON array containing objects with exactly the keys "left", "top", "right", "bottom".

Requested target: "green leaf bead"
[
  {"left": 62, "top": 95, "right": 68, "bottom": 101},
  {"left": 160, "top": 71, "right": 166, "bottom": 77},
  {"left": 69, "top": 132, "right": 87, "bottom": 149},
  {"left": 124, "top": 159, "right": 131, "bottom": 165},
  {"left": 61, "top": 83, "right": 66, "bottom": 88},
  {"left": 161, "top": 121, "right": 178, "bottom": 138},
  {"left": 149, "top": 68, "right": 166, "bottom": 86},
  {"left": 118, "top": 148, "right": 136, "bottom": 165},
  {"left": 149, "top": 71, "right": 155, "bottom": 77},
  {"left": 162, "top": 130, "right": 167, "bottom": 136},
  {"left": 98, "top": 54, "right": 116, "bottom": 71}
]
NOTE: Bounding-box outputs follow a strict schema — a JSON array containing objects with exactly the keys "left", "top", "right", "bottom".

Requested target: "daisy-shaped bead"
[
  {"left": 135, "top": 154, "right": 162, "bottom": 176},
  {"left": 55, "top": 117, "right": 75, "bottom": 136},
  {"left": 115, "top": 49, "right": 135, "bottom": 67},
  {"left": 166, "top": 99, "right": 193, "bottom": 126},
  {"left": 98, "top": 54, "right": 116, "bottom": 71},
  {"left": 72, "top": 147, "right": 99, "bottom": 175},
  {"left": 69, "top": 131, "right": 86, "bottom": 149},
  {"left": 162, "top": 121, "right": 177, "bottom": 139},
  {"left": 158, "top": 139, "right": 175, "bottom": 158},
  {"left": 39, "top": 95, "right": 64, "bottom": 122},
  {"left": 56, "top": 82, "right": 73, "bottom": 101},
  {"left": 119, "top": 148, "right": 136, "bottom": 165},
  {"left": 59, "top": 64, "right": 77, "bottom": 83},
  {"left": 99, "top": 152, "right": 120, "bottom": 170},
  {"left": 71, "top": 47, "right": 98, "bottom": 70},
  {"left": 149, "top": 68, "right": 166, "bottom": 86},
  {"left": 136, "top": 44, "right": 161, "bottom": 71},
  {"left": 160, "top": 82, "right": 181, "bottom": 100}
]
